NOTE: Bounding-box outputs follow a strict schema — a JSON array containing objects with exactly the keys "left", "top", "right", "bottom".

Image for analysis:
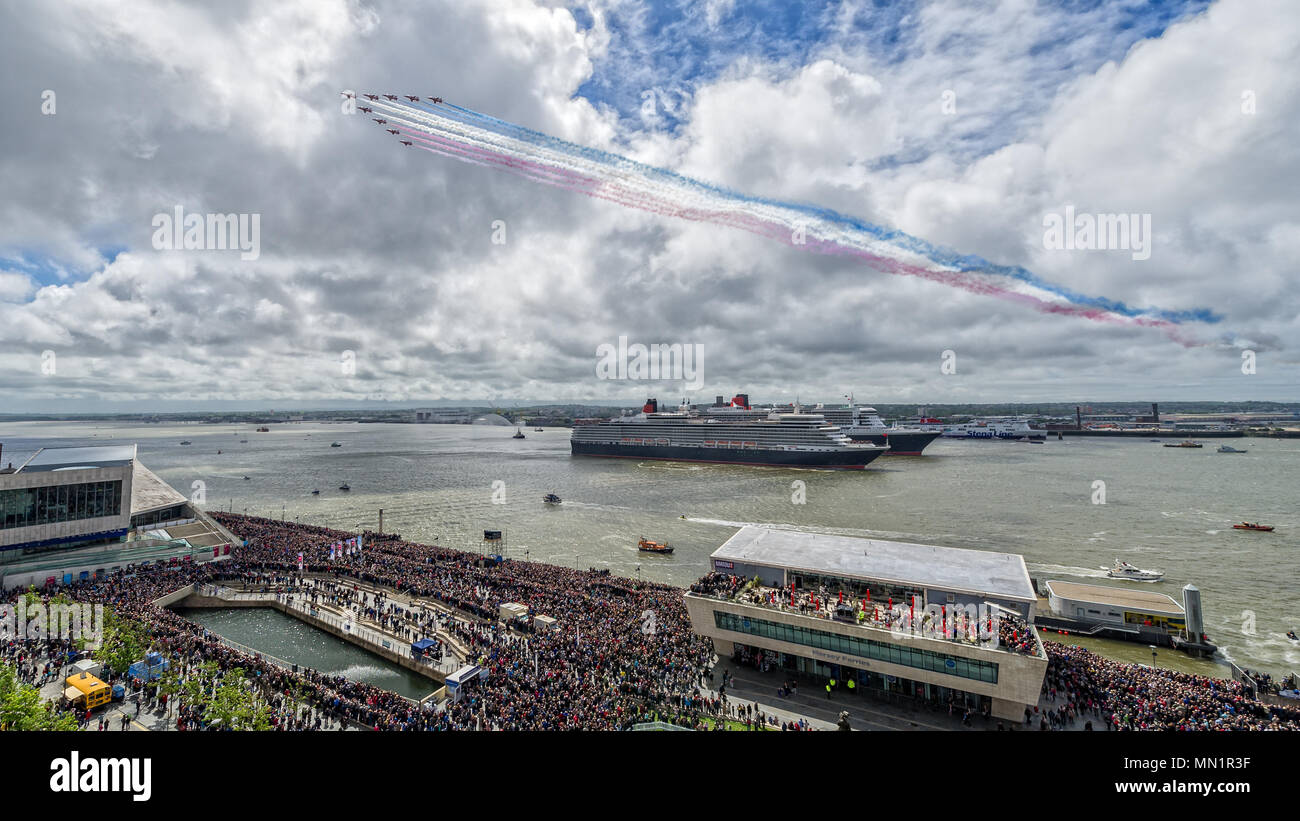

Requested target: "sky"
[{"left": 1, "top": 0, "right": 1297, "bottom": 413}]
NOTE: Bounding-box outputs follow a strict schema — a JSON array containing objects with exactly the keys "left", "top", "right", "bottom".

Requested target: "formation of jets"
[{"left": 346, "top": 94, "right": 446, "bottom": 150}]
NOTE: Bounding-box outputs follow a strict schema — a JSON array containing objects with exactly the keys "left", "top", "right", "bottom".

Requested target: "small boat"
[
  {"left": 1232, "top": 522, "right": 1273, "bottom": 532},
  {"left": 679, "top": 514, "right": 687, "bottom": 519},
  {"left": 330, "top": 442, "right": 342, "bottom": 447},
  {"left": 239, "top": 439, "right": 248, "bottom": 443},
  {"left": 534, "top": 427, "right": 544, "bottom": 432},
  {"left": 311, "top": 489, "right": 320, "bottom": 495},
  {"left": 1149, "top": 439, "right": 1162, "bottom": 443},
  {"left": 1217, "top": 445, "right": 1246, "bottom": 453},
  {"left": 242, "top": 476, "right": 250, "bottom": 481},
  {"left": 216, "top": 449, "right": 222, "bottom": 454},
  {"left": 512, "top": 428, "right": 526, "bottom": 439},
  {"left": 1163, "top": 440, "right": 1202, "bottom": 448},
  {"left": 338, "top": 483, "right": 351, "bottom": 491},
  {"left": 1287, "top": 630, "right": 1298, "bottom": 642},
  {"left": 179, "top": 441, "right": 192, "bottom": 446},
  {"left": 256, "top": 427, "right": 270, "bottom": 433},
  {"left": 1105, "top": 559, "right": 1164, "bottom": 581},
  {"left": 543, "top": 493, "right": 562, "bottom": 505},
  {"left": 638, "top": 537, "right": 673, "bottom": 555}
]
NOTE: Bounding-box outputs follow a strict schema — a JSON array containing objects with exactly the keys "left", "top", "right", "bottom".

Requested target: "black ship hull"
[
  {"left": 570, "top": 440, "right": 885, "bottom": 469},
  {"left": 845, "top": 430, "right": 942, "bottom": 455}
]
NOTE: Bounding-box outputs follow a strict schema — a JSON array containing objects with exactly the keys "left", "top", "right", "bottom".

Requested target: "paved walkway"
[{"left": 705, "top": 657, "right": 991, "bottom": 731}]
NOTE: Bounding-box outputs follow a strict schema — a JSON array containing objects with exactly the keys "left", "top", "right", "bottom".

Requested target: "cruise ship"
[
  {"left": 570, "top": 399, "right": 888, "bottom": 469},
  {"left": 700, "top": 395, "right": 941, "bottom": 455}
]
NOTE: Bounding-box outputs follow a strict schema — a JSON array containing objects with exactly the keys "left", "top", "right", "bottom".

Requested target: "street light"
[{"left": 1149, "top": 645, "right": 1158, "bottom": 666}]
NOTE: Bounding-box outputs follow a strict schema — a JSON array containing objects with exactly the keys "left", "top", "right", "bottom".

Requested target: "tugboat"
[
  {"left": 543, "top": 493, "right": 562, "bottom": 505},
  {"left": 1104, "top": 559, "right": 1164, "bottom": 581},
  {"left": 1163, "top": 440, "right": 1203, "bottom": 448},
  {"left": 512, "top": 428, "right": 526, "bottom": 439},
  {"left": 338, "top": 483, "right": 351, "bottom": 492},
  {"left": 637, "top": 537, "right": 673, "bottom": 555},
  {"left": 1232, "top": 522, "right": 1274, "bottom": 532}
]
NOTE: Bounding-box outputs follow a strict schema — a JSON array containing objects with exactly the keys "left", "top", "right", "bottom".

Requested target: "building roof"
[
  {"left": 130, "top": 462, "right": 188, "bottom": 516},
  {"left": 18, "top": 445, "right": 137, "bottom": 472},
  {"left": 711, "top": 526, "right": 1036, "bottom": 603},
  {"left": 1045, "top": 580, "right": 1184, "bottom": 615}
]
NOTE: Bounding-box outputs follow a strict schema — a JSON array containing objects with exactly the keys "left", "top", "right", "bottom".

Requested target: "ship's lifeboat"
[{"left": 637, "top": 538, "right": 673, "bottom": 554}]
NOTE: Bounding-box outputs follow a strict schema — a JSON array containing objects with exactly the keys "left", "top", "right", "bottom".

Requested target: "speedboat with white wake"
[{"left": 1104, "top": 560, "right": 1164, "bottom": 581}]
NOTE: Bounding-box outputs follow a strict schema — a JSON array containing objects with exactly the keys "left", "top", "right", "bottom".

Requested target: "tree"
[
  {"left": 94, "top": 609, "right": 152, "bottom": 674},
  {"left": 0, "top": 663, "right": 79, "bottom": 731}
]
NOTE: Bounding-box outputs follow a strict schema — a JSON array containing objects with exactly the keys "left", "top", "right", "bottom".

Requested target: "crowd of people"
[
  {"left": 8, "top": 513, "right": 1299, "bottom": 733},
  {"left": 1042, "top": 644, "right": 1300, "bottom": 731},
  {"left": 5, "top": 514, "right": 718, "bottom": 731}
]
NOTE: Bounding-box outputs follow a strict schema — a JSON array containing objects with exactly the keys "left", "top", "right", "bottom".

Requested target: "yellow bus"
[{"left": 64, "top": 672, "right": 112, "bottom": 710}]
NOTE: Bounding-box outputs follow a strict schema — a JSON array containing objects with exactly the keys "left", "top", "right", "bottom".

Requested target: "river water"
[{"left": 3, "top": 420, "right": 1296, "bottom": 678}]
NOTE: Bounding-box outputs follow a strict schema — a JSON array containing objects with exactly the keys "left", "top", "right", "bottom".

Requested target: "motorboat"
[
  {"left": 543, "top": 493, "right": 562, "bottom": 505},
  {"left": 638, "top": 538, "right": 673, "bottom": 555},
  {"left": 534, "top": 427, "right": 544, "bottom": 432},
  {"left": 311, "top": 489, "right": 320, "bottom": 495},
  {"left": 330, "top": 442, "right": 342, "bottom": 447},
  {"left": 338, "top": 483, "right": 351, "bottom": 491},
  {"left": 1105, "top": 560, "right": 1164, "bottom": 581},
  {"left": 256, "top": 427, "right": 270, "bottom": 432},
  {"left": 242, "top": 476, "right": 250, "bottom": 481},
  {"left": 1217, "top": 445, "right": 1246, "bottom": 453},
  {"left": 1232, "top": 522, "right": 1273, "bottom": 532},
  {"left": 179, "top": 441, "right": 192, "bottom": 446}
]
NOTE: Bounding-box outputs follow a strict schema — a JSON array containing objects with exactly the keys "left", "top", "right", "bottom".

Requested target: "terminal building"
[
  {"left": 0, "top": 443, "right": 238, "bottom": 589},
  {"left": 684, "top": 526, "right": 1049, "bottom": 721}
]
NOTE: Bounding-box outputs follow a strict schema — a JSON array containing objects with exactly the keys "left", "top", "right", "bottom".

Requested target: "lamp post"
[{"left": 1149, "top": 645, "right": 1158, "bottom": 667}]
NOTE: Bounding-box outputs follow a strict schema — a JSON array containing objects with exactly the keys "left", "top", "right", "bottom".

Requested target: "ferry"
[
  {"left": 1232, "top": 522, "right": 1273, "bottom": 532},
  {"left": 940, "top": 418, "right": 1044, "bottom": 440},
  {"left": 571, "top": 398, "right": 887, "bottom": 469},
  {"left": 1105, "top": 560, "right": 1164, "bottom": 582},
  {"left": 638, "top": 538, "right": 673, "bottom": 555}
]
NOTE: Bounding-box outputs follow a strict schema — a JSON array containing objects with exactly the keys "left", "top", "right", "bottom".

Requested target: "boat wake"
[{"left": 1029, "top": 563, "right": 1109, "bottom": 579}]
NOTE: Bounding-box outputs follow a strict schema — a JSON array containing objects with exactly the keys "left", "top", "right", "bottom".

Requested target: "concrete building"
[
  {"left": 414, "top": 408, "right": 472, "bottom": 424},
  {"left": 1043, "top": 580, "right": 1186, "bottom": 634},
  {"left": 1, "top": 444, "right": 237, "bottom": 589},
  {"left": 685, "top": 526, "right": 1048, "bottom": 721}
]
